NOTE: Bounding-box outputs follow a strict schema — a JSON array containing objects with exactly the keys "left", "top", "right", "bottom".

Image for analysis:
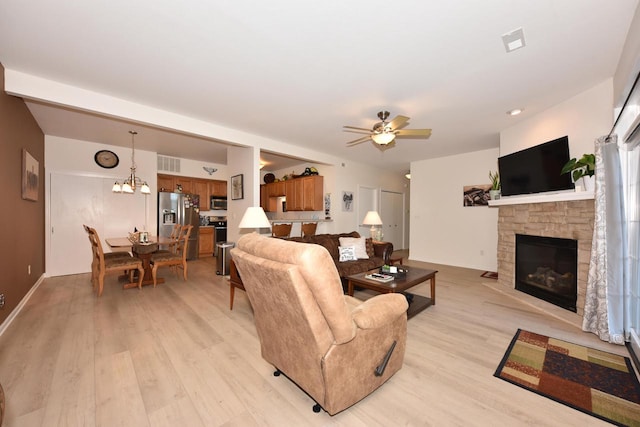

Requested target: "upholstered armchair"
[{"left": 231, "top": 233, "right": 408, "bottom": 415}]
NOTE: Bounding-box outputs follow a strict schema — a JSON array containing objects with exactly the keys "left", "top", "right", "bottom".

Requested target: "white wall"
[
  {"left": 165, "top": 157, "right": 228, "bottom": 182},
  {"left": 500, "top": 79, "right": 613, "bottom": 157},
  {"left": 410, "top": 148, "right": 500, "bottom": 271},
  {"left": 45, "top": 135, "right": 158, "bottom": 230}
]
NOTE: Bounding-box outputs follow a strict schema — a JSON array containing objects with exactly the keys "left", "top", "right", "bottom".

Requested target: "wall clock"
[{"left": 94, "top": 150, "right": 119, "bottom": 169}]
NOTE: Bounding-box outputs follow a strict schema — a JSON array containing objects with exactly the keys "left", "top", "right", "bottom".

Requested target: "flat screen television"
[{"left": 498, "top": 136, "right": 574, "bottom": 197}]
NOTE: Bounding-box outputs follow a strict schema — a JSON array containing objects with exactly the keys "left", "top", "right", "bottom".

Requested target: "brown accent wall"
[
  {"left": 0, "top": 63, "right": 45, "bottom": 324},
  {"left": 497, "top": 199, "right": 594, "bottom": 318}
]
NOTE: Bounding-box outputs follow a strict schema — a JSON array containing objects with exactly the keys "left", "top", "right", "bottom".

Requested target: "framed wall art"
[
  {"left": 231, "top": 174, "right": 244, "bottom": 200},
  {"left": 22, "top": 149, "right": 39, "bottom": 202},
  {"left": 342, "top": 191, "right": 353, "bottom": 212}
]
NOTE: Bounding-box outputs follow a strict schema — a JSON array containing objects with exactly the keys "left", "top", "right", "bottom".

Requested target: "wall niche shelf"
[{"left": 488, "top": 191, "right": 594, "bottom": 207}]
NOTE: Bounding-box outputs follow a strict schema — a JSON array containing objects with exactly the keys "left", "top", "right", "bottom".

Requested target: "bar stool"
[
  {"left": 301, "top": 222, "right": 318, "bottom": 237},
  {"left": 272, "top": 223, "right": 292, "bottom": 238}
]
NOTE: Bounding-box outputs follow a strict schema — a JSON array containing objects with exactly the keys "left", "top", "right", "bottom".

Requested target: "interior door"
[
  {"left": 49, "top": 173, "right": 148, "bottom": 277},
  {"left": 49, "top": 173, "right": 104, "bottom": 276},
  {"left": 380, "top": 190, "right": 405, "bottom": 250}
]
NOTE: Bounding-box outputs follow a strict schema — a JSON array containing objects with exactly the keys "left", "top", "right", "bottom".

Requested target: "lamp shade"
[
  {"left": 371, "top": 132, "right": 396, "bottom": 145},
  {"left": 239, "top": 207, "right": 272, "bottom": 229},
  {"left": 362, "top": 210, "right": 383, "bottom": 226}
]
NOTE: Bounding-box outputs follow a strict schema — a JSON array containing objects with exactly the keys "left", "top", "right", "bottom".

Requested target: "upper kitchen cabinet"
[
  {"left": 158, "top": 174, "right": 227, "bottom": 211},
  {"left": 300, "top": 175, "right": 323, "bottom": 211},
  {"left": 260, "top": 175, "right": 323, "bottom": 211},
  {"left": 173, "top": 176, "right": 193, "bottom": 194},
  {"left": 158, "top": 174, "right": 175, "bottom": 192},
  {"left": 194, "top": 180, "right": 210, "bottom": 210},
  {"left": 209, "top": 180, "right": 227, "bottom": 197}
]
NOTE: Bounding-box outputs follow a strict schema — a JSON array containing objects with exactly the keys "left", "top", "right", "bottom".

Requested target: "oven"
[{"left": 208, "top": 217, "right": 227, "bottom": 256}]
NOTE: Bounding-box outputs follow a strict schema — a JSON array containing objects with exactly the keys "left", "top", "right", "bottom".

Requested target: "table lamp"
[
  {"left": 362, "top": 210, "right": 383, "bottom": 240},
  {"left": 238, "top": 207, "right": 272, "bottom": 233}
]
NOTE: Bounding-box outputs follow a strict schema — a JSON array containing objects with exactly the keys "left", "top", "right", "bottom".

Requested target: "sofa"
[
  {"left": 230, "top": 233, "right": 407, "bottom": 415},
  {"left": 287, "top": 231, "right": 393, "bottom": 279}
]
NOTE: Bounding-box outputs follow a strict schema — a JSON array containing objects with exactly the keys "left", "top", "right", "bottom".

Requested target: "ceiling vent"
[
  {"left": 157, "top": 155, "right": 181, "bottom": 173},
  {"left": 502, "top": 27, "right": 526, "bottom": 53}
]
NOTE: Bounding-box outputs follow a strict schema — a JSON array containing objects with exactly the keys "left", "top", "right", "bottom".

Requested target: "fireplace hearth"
[{"left": 515, "top": 234, "right": 578, "bottom": 312}]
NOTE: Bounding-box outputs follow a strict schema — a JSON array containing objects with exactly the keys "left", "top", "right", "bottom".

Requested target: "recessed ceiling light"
[
  {"left": 502, "top": 27, "right": 526, "bottom": 53},
  {"left": 507, "top": 108, "right": 523, "bottom": 116}
]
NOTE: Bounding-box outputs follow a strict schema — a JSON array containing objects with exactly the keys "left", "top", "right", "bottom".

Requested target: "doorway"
[{"left": 380, "top": 190, "right": 405, "bottom": 250}]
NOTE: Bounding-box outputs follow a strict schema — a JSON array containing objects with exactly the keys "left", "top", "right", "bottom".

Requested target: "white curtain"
[{"left": 582, "top": 135, "right": 629, "bottom": 344}]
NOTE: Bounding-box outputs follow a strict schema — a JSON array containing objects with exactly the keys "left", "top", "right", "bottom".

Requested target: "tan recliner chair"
[{"left": 231, "top": 233, "right": 408, "bottom": 415}]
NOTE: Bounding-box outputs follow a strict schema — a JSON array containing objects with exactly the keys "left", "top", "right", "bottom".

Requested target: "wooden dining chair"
[
  {"left": 301, "top": 222, "right": 318, "bottom": 237},
  {"left": 83, "top": 224, "right": 133, "bottom": 287},
  {"left": 159, "top": 223, "right": 181, "bottom": 252},
  {"left": 271, "top": 223, "right": 292, "bottom": 238},
  {"left": 150, "top": 224, "right": 193, "bottom": 286},
  {"left": 155, "top": 223, "right": 182, "bottom": 256},
  {"left": 86, "top": 226, "right": 144, "bottom": 296}
]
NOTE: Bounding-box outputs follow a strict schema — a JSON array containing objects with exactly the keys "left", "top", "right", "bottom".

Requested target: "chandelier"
[{"left": 112, "top": 131, "right": 150, "bottom": 194}]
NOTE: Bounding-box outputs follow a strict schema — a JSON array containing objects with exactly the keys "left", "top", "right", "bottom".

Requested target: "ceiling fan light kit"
[{"left": 344, "top": 110, "right": 431, "bottom": 150}]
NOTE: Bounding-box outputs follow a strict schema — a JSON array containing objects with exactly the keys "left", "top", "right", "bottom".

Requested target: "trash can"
[{"left": 216, "top": 242, "right": 235, "bottom": 275}]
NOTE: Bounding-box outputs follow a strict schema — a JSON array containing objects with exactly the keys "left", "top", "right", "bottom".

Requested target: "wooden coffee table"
[{"left": 346, "top": 266, "right": 438, "bottom": 319}]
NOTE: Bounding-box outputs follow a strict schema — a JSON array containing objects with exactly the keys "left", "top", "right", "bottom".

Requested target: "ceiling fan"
[{"left": 344, "top": 111, "right": 432, "bottom": 150}]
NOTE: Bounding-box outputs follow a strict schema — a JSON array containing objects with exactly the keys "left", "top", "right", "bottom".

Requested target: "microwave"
[{"left": 210, "top": 196, "right": 227, "bottom": 210}]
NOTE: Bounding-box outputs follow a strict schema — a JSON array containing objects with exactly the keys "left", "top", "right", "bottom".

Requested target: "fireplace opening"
[{"left": 515, "top": 234, "right": 577, "bottom": 312}]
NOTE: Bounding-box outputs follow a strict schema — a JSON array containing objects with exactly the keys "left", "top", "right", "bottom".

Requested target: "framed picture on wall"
[
  {"left": 231, "top": 174, "right": 244, "bottom": 200},
  {"left": 22, "top": 149, "right": 39, "bottom": 202},
  {"left": 342, "top": 191, "right": 353, "bottom": 212}
]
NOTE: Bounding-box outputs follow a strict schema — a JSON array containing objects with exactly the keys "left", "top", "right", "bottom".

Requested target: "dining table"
[{"left": 106, "top": 235, "right": 176, "bottom": 288}]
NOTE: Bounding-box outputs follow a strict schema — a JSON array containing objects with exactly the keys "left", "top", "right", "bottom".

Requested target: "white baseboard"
[{"left": 0, "top": 274, "right": 45, "bottom": 337}]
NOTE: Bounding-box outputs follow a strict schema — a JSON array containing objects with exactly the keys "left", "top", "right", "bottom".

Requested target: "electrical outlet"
[{"left": 0, "top": 294, "right": 5, "bottom": 308}]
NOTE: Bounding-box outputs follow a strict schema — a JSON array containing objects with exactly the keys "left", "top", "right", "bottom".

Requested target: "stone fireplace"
[{"left": 496, "top": 197, "right": 594, "bottom": 319}]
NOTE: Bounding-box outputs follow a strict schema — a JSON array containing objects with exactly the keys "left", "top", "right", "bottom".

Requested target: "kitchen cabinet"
[
  {"left": 260, "top": 175, "right": 323, "bottom": 212},
  {"left": 157, "top": 174, "right": 174, "bottom": 192},
  {"left": 199, "top": 227, "right": 214, "bottom": 256},
  {"left": 173, "top": 177, "right": 193, "bottom": 194},
  {"left": 285, "top": 179, "right": 302, "bottom": 211},
  {"left": 210, "top": 180, "right": 227, "bottom": 197},
  {"left": 268, "top": 181, "right": 286, "bottom": 197},
  {"left": 194, "top": 180, "right": 210, "bottom": 210},
  {"left": 261, "top": 185, "right": 277, "bottom": 212},
  {"left": 158, "top": 174, "right": 227, "bottom": 211},
  {"left": 301, "top": 175, "right": 323, "bottom": 211}
]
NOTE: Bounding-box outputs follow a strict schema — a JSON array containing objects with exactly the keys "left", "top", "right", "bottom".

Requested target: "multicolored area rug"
[{"left": 495, "top": 329, "right": 640, "bottom": 426}]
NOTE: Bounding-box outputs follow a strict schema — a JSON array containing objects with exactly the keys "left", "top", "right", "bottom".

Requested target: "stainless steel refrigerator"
[{"left": 158, "top": 192, "right": 200, "bottom": 260}]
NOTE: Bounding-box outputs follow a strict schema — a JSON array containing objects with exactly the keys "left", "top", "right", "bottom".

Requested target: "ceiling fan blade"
[
  {"left": 395, "top": 128, "right": 432, "bottom": 138},
  {"left": 343, "top": 129, "right": 373, "bottom": 135},
  {"left": 388, "top": 115, "right": 410, "bottom": 130},
  {"left": 343, "top": 125, "right": 372, "bottom": 131},
  {"left": 346, "top": 135, "right": 372, "bottom": 146}
]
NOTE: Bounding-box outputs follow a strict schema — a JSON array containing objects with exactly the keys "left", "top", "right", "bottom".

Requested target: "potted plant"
[
  {"left": 489, "top": 171, "right": 501, "bottom": 200},
  {"left": 561, "top": 153, "right": 595, "bottom": 191}
]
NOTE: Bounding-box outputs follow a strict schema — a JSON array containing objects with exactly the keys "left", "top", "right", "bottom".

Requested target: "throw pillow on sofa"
[
  {"left": 339, "top": 245, "right": 357, "bottom": 262},
  {"left": 339, "top": 237, "right": 369, "bottom": 259}
]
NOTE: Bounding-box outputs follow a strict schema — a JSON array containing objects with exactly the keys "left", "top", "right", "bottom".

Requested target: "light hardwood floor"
[{"left": 0, "top": 253, "right": 627, "bottom": 426}]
